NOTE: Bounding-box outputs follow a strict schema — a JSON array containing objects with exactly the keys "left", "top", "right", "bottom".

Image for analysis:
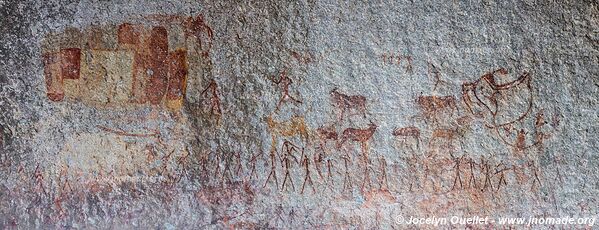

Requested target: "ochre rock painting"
[
  {"left": 40, "top": 15, "right": 215, "bottom": 110},
  {"left": 462, "top": 68, "right": 557, "bottom": 153},
  {"left": 36, "top": 19, "right": 563, "bottom": 225},
  {"left": 3, "top": 1, "right": 594, "bottom": 228}
]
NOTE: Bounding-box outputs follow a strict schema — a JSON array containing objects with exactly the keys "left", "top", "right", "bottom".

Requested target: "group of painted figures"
[
  {"left": 257, "top": 65, "right": 558, "bottom": 195},
  {"left": 38, "top": 14, "right": 560, "bottom": 196}
]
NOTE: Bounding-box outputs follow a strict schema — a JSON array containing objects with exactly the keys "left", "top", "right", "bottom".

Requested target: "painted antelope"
[
  {"left": 337, "top": 121, "right": 378, "bottom": 191},
  {"left": 392, "top": 126, "right": 421, "bottom": 149},
  {"left": 431, "top": 128, "right": 457, "bottom": 139},
  {"left": 330, "top": 88, "right": 367, "bottom": 122},
  {"left": 316, "top": 124, "right": 338, "bottom": 150},
  {"left": 428, "top": 128, "right": 463, "bottom": 157},
  {"left": 337, "top": 122, "right": 377, "bottom": 149},
  {"left": 264, "top": 115, "right": 309, "bottom": 155},
  {"left": 415, "top": 95, "right": 458, "bottom": 122}
]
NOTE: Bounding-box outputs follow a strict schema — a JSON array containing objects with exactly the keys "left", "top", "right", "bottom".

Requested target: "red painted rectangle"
[
  {"left": 60, "top": 48, "right": 81, "bottom": 79},
  {"left": 167, "top": 50, "right": 187, "bottom": 101},
  {"left": 118, "top": 23, "right": 139, "bottom": 45},
  {"left": 42, "top": 53, "right": 65, "bottom": 102},
  {"left": 145, "top": 26, "right": 169, "bottom": 105}
]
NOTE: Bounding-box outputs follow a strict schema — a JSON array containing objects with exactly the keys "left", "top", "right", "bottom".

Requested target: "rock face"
[{"left": 0, "top": 0, "right": 598, "bottom": 228}]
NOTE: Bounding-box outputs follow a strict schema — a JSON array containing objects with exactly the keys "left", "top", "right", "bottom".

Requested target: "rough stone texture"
[{"left": 0, "top": 0, "right": 598, "bottom": 229}]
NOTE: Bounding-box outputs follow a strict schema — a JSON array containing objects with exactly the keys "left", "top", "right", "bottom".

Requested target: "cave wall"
[{"left": 0, "top": 0, "right": 598, "bottom": 228}]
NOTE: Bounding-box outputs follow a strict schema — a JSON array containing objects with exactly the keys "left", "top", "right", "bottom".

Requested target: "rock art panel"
[
  {"left": 40, "top": 15, "right": 210, "bottom": 110},
  {"left": 1, "top": 1, "right": 597, "bottom": 229}
]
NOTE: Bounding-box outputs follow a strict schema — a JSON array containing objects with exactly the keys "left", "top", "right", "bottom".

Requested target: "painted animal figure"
[
  {"left": 265, "top": 115, "right": 309, "bottom": 154},
  {"left": 428, "top": 128, "right": 460, "bottom": 148},
  {"left": 337, "top": 121, "right": 378, "bottom": 191},
  {"left": 392, "top": 126, "right": 420, "bottom": 139},
  {"left": 415, "top": 95, "right": 458, "bottom": 122},
  {"left": 392, "top": 126, "right": 421, "bottom": 149},
  {"left": 428, "top": 128, "right": 462, "bottom": 157},
  {"left": 316, "top": 124, "right": 338, "bottom": 147},
  {"left": 337, "top": 122, "right": 377, "bottom": 149},
  {"left": 431, "top": 128, "right": 457, "bottom": 139},
  {"left": 330, "top": 88, "right": 367, "bottom": 122}
]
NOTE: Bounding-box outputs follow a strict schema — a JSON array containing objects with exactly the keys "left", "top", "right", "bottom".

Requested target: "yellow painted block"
[
  {"left": 79, "top": 50, "right": 134, "bottom": 106},
  {"left": 166, "top": 98, "right": 184, "bottom": 110}
]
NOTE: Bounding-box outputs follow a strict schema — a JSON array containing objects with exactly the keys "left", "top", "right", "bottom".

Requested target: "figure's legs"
[
  {"left": 288, "top": 93, "right": 302, "bottom": 104},
  {"left": 361, "top": 143, "right": 371, "bottom": 192},
  {"left": 264, "top": 165, "right": 278, "bottom": 189},
  {"left": 275, "top": 96, "right": 285, "bottom": 112},
  {"left": 282, "top": 169, "right": 295, "bottom": 191}
]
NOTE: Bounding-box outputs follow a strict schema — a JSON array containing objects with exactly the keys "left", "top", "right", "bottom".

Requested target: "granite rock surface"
[{"left": 0, "top": 0, "right": 598, "bottom": 228}]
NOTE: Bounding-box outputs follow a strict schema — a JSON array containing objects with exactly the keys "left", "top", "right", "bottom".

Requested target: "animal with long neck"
[{"left": 337, "top": 122, "right": 378, "bottom": 191}]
